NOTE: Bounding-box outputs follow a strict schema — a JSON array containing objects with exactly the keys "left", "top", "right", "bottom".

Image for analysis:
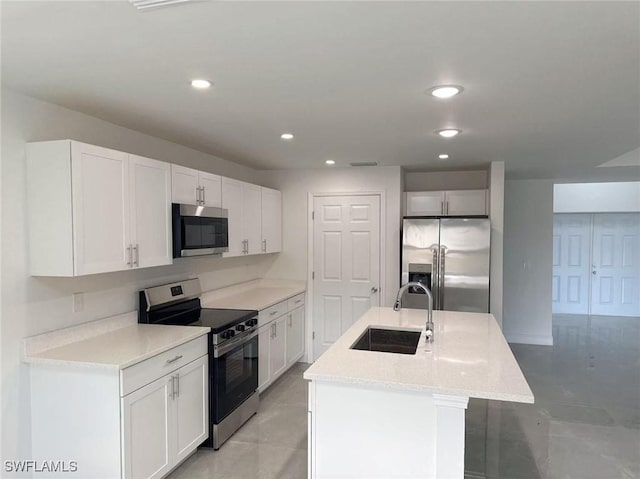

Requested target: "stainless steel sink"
[{"left": 350, "top": 327, "right": 421, "bottom": 355}]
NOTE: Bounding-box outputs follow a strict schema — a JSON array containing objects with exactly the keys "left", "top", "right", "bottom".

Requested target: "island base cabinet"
[{"left": 307, "top": 381, "right": 468, "bottom": 479}]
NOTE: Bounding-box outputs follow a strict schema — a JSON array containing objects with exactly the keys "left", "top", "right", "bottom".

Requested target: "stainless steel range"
[{"left": 139, "top": 278, "right": 258, "bottom": 450}]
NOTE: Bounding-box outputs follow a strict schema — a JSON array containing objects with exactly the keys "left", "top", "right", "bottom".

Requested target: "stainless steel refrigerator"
[{"left": 401, "top": 218, "right": 490, "bottom": 312}]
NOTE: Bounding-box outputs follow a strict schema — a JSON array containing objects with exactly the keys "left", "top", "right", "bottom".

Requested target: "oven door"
[{"left": 212, "top": 330, "right": 258, "bottom": 422}]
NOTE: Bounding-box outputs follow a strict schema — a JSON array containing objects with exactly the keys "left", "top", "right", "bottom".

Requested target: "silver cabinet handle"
[
  {"left": 294, "top": 299, "right": 302, "bottom": 304},
  {"left": 175, "top": 372, "right": 179, "bottom": 398},
  {"left": 445, "top": 201, "right": 449, "bottom": 215},
  {"left": 440, "top": 201, "right": 444, "bottom": 215},
  {"left": 166, "top": 355, "right": 183, "bottom": 364},
  {"left": 170, "top": 375, "right": 175, "bottom": 399},
  {"left": 201, "top": 186, "right": 206, "bottom": 205},
  {"left": 262, "top": 239, "right": 267, "bottom": 253},
  {"left": 270, "top": 310, "right": 278, "bottom": 316},
  {"left": 133, "top": 244, "right": 139, "bottom": 267},
  {"left": 273, "top": 322, "right": 277, "bottom": 338},
  {"left": 270, "top": 323, "right": 274, "bottom": 339},
  {"left": 126, "top": 244, "right": 132, "bottom": 267},
  {"left": 371, "top": 286, "right": 378, "bottom": 294},
  {"left": 196, "top": 186, "right": 201, "bottom": 205},
  {"left": 244, "top": 239, "right": 249, "bottom": 254}
]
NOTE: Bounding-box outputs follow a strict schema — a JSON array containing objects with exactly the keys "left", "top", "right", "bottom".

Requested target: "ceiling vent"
[
  {"left": 129, "top": 0, "right": 191, "bottom": 10},
  {"left": 349, "top": 162, "right": 378, "bottom": 167}
]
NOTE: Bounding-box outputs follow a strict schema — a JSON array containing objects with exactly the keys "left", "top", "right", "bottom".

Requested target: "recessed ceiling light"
[
  {"left": 435, "top": 129, "right": 462, "bottom": 138},
  {"left": 280, "top": 133, "right": 294, "bottom": 141},
  {"left": 325, "top": 160, "right": 335, "bottom": 165},
  {"left": 429, "top": 85, "right": 464, "bottom": 99},
  {"left": 191, "top": 79, "right": 211, "bottom": 89},
  {"left": 439, "top": 154, "right": 449, "bottom": 159}
]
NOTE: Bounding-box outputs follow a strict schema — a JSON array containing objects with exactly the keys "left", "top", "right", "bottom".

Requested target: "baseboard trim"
[{"left": 506, "top": 333, "right": 554, "bottom": 346}]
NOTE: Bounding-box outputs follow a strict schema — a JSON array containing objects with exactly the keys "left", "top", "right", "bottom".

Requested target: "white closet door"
[
  {"left": 552, "top": 214, "right": 591, "bottom": 314},
  {"left": 591, "top": 213, "right": 640, "bottom": 317},
  {"left": 313, "top": 195, "right": 381, "bottom": 359}
]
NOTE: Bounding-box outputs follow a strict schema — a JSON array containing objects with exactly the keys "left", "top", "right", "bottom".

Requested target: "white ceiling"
[{"left": 2, "top": 1, "right": 639, "bottom": 179}]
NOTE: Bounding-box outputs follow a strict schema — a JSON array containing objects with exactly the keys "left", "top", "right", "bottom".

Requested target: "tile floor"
[{"left": 170, "top": 315, "right": 640, "bottom": 479}]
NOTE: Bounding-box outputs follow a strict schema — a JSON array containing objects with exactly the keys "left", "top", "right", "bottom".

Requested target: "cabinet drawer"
[
  {"left": 288, "top": 293, "right": 305, "bottom": 311},
  {"left": 120, "top": 335, "right": 207, "bottom": 397},
  {"left": 258, "top": 300, "right": 288, "bottom": 326}
]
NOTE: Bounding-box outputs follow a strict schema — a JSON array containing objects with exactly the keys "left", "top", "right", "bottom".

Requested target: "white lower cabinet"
[
  {"left": 286, "top": 306, "right": 305, "bottom": 366},
  {"left": 29, "top": 335, "right": 208, "bottom": 479},
  {"left": 258, "top": 293, "right": 306, "bottom": 393},
  {"left": 122, "top": 355, "right": 208, "bottom": 479}
]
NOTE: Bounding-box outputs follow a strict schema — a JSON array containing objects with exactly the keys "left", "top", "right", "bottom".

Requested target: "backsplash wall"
[{"left": 0, "top": 89, "right": 275, "bottom": 465}]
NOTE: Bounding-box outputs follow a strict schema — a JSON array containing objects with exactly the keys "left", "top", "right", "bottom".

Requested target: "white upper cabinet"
[
  {"left": 129, "top": 154, "right": 172, "bottom": 269},
  {"left": 445, "top": 190, "right": 488, "bottom": 216},
  {"left": 405, "top": 190, "right": 487, "bottom": 217},
  {"left": 406, "top": 191, "right": 445, "bottom": 216},
  {"left": 261, "top": 187, "right": 282, "bottom": 253},
  {"left": 27, "top": 140, "right": 172, "bottom": 276},
  {"left": 171, "top": 164, "right": 221, "bottom": 207},
  {"left": 221, "top": 178, "right": 264, "bottom": 256}
]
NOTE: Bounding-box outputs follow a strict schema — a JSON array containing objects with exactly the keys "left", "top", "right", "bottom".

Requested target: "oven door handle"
[{"left": 213, "top": 329, "right": 259, "bottom": 358}]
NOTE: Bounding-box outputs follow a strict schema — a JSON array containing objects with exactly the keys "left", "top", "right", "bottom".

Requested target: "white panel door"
[
  {"left": 261, "top": 187, "right": 282, "bottom": 253},
  {"left": 198, "top": 171, "right": 222, "bottom": 208},
  {"left": 591, "top": 213, "right": 640, "bottom": 316},
  {"left": 174, "top": 356, "right": 208, "bottom": 464},
  {"left": 313, "top": 195, "right": 381, "bottom": 359},
  {"left": 71, "top": 142, "right": 130, "bottom": 275},
  {"left": 171, "top": 164, "right": 199, "bottom": 205},
  {"left": 552, "top": 214, "right": 591, "bottom": 314},
  {"left": 222, "top": 177, "right": 244, "bottom": 257},
  {"left": 121, "top": 375, "right": 172, "bottom": 479},
  {"left": 129, "top": 155, "right": 172, "bottom": 268},
  {"left": 242, "top": 182, "right": 263, "bottom": 255}
]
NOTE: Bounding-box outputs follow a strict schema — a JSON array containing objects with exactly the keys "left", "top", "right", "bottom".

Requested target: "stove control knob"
[
  {"left": 236, "top": 324, "right": 246, "bottom": 332},
  {"left": 246, "top": 319, "right": 257, "bottom": 327},
  {"left": 221, "top": 330, "right": 235, "bottom": 340}
]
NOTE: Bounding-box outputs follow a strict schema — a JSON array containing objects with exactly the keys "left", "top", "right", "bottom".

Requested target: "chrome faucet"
[{"left": 393, "top": 282, "right": 434, "bottom": 342}]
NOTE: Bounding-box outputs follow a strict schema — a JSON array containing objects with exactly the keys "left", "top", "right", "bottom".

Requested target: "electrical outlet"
[{"left": 72, "top": 292, "right": 84, "bottom": 313}]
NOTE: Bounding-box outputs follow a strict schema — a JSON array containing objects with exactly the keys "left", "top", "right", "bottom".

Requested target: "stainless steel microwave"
[{"left": 172, "top": 204, "right": 229, "bottom": 258}]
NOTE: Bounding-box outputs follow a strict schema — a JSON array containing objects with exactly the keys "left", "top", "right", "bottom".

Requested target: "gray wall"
[{"left": 503, "top": 179, "right": 554, "bottom": 345}]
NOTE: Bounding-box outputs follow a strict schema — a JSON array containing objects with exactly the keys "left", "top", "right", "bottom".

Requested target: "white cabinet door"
[
  {"left": 258, "top": 324, "right": 271, "bottom": 392},
  {"left": 286, "top": 307, "right": 305, "bottom": 366},
  {"left": 405, "top": 191, "right": 445, "bottom": 216},
  {"left": 121, "top": 375, "right": 173, "bottom": 479},
  {"left": 261, "top": 187, "right": 282, "bottom": 253},
  {"left": 199, "top": 171, "right": 222, "bottom": 208},
  {"left": 222, "top": 177, "right": 244, "bottom": 257},
  {"left": 270, "top": 316, "right": 287, "bottom": 380},
  {"left": 171, "top": 164, "right": 199, "bottom": 205},
  {"left": 174, "top": 356, "right": 208, "bottom": 464},
  {"left": 243, "top": 182, "right": 263, "bottom": 255},
  {"left": 129, "top": 155, "right": 172, "bottom": 269},
  {"left": 71, "top": 142, "right": 130, "bottom": 275},
  {"left": 445, "top": 190, "right": 487, "bottom": 216}
]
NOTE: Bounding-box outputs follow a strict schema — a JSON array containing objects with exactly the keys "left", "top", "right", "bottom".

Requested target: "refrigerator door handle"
[
  {"left": 432, "top": 248, "right": 440, "bottom": 310},
  {"left": 439, "top": 246, "right": 446, "bottom": 308}
]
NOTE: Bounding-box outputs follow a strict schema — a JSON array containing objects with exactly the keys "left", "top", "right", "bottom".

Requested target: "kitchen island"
[{"left": 304, "top": 307, "right": 533, "bottom": 479}]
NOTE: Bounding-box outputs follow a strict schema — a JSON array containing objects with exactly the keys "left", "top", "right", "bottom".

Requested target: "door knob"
[{"left": 371, "top": 286, "right": 378, "bottom": 294}]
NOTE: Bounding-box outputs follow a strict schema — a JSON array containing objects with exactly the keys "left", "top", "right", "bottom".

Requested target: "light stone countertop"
[
  {"left": 24, "top": 314, "right": 210, "bottom": 370},
  {"left": 201, "top": 279, "right": 306, "bottom": 311},
  {"left": 304, "top": 307, "right": 534, "bottom": 403}
]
